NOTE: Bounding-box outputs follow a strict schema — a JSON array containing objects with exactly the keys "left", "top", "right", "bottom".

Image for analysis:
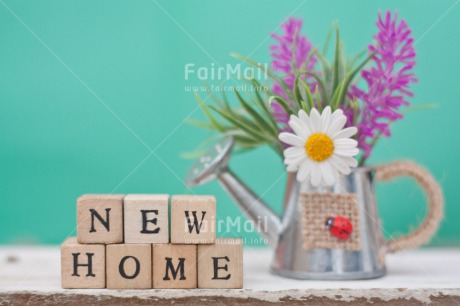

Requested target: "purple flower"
[
  {"left": 350, "top": 11, "right": 417, "bottom": 157},
  {"left": 270, "top": 18, "right": 317, "bottom": 125}
]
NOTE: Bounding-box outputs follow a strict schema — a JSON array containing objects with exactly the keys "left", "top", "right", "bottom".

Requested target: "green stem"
[{"left": 358, "top": 132, "right": 382, "bottom": 166}]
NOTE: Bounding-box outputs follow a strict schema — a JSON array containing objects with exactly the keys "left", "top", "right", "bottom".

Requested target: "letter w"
[{"left": 184, "top": 211, "right": 206, "bottom": 234}]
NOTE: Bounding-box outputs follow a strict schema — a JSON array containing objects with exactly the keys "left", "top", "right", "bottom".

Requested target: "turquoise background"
[{"left": 1, "top": 0, "right": 458, "bottom": 245}]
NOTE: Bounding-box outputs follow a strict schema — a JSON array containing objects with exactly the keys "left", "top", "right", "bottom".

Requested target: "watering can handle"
[{"left": 375, "top": 160, "right": 444, "bottom": 253}]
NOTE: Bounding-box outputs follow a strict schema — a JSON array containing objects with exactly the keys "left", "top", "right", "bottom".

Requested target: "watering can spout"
[{"left": 186, "top": 137, "right": 281, "bottom": 248}]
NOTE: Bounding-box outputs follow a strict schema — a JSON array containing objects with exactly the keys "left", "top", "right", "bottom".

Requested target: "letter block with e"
[
  {"left": 77, "top": 194, "right": 124, "bottom": 244},
  {"left": 123, "top": 194, "right": 169, "bottom": 244},
  {"left": 171, "top": 195, "right": 216, "bottom": 244},
  {"left": 61, "top": 238, "right": 106, "bottom": 289},
  {"left": 106, "top": 244, "right": 152, "bottom": 289},
  {"left": 198, "top": 238, "right": 243, "bottom": 288},
  {"left": 152, "top": 244, "right": 197, "bottom": 289}
]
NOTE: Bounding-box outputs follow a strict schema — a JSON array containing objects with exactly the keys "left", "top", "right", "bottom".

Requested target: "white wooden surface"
[{"left": 0, "top": 246, "right": 459, "bottom": 305}]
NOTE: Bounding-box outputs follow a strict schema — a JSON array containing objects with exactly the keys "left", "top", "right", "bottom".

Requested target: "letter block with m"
[
  {"left": 171, "top": 195, "right": 216, "bottom": 244},
  {"left": 153, "top": 244, "right": 197, "bottom": 288},
  {"left": 77, "top": 194, "right": 124, "bottom": 244},
  {"left": 61, "top": 238, "right": 105, "bottom": 288}
]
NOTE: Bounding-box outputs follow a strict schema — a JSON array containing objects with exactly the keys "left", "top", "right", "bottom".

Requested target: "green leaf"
[
  {"left": 234, "top": 90, "right": 278, "bottom": 137},
  {"left": 332, "top": 24, "right": 341, "bottom": 92},
  {"left": 249, "top": 79, "right": 279, "bottom": 132},
  {"left": 336, "top": 52, "right": 375, "bottom": 108},
  {"left": 293, "top": 75, "right": 305, "bottom": 111},
  {"left": 322, "top": 22, "right": 336, "bottom": 55},
  {"left": 230, "top": 53, "right": 296, "bottom": 102},
  {"left": 195, "top": 92, "right": 226, "bottom": 132},
  {"left": 187, "top": 119, "right": 217, "bottom": 130},
  {"left": 299, "top": 79, "right": 315, "bottom": 111},
  {"left": 207, "top": 105, "right": 270, "bottom": 141},
  {"left": 313, "top": 50, "right": 331, "bottom": 90},
  {"left": 403, "top": 103, "right": 439, "bottom": 114},
  {"left": 269, "top": 96, "right": 295, "bottom": 117}
]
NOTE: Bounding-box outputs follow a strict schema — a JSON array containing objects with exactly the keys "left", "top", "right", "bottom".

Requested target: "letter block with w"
[{"left": 171, "top": 195, "right": 216, "bottom": 244}]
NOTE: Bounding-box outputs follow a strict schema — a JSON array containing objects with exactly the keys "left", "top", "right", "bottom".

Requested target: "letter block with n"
[
  {"left": 123, "top": 194, "right": 169, "bottom": 244},
  {"left": 61, "top": 237, "right": 105, "bottom": 288},
  {"left": 153, "top": 244, "right": 197, "bottom": 289},
  {"left": 171, "top": 195, "right": 216, "bottom": 244},
  {"left": 77, "top": 194, "right": 124, "bottom": 244}
]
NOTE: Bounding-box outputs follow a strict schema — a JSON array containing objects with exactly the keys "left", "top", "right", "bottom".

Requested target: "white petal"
[
  {"left": 320, "top": 106, "right": 332, "bottom": 133},
  {"left": 287, "top": 163, "right": 298, "bottom": 172},
  {"left": 335, "top": 147, "right": 360, "bottom": 157},
  {"left": 342, "top": 156, "right": 358, "bottom": 167},
  {"left": 333, "top": 127, "right": 358, "bottom": 140},
  {"left": 334, "top": 139, "right": 358, "bottom": 149},
  {"left": 296, "top": 160, "right": 312, "bottom": 182},
  {"left": 298, "top": 109, "right": 313, "bottom": 132},
  {"left": 286, "top": 155, "right": 307, "bottom": 172},
  {"left": 284, "top": 154, "right": 306, "bottom": 167},
  {"left": 329, "top": 155, "right": 352, "bottom": 175},
  {"left": 331, "top": 108, "right": 343, "bottom": 119},
  {"left": 327, "top": 116, "right": 347, "bottom": 136},
  {"left": 279, "top": 133, "right": 305, "bottom": 147},
  {"left": 283, "top": 147, "right": 305, "bottom": 159},
  {"left": 320, "top": 162, "right": 335, "bottom": 186},
  {"left": 310, "top": 163, "right": 321, "bottom": 186},
  {"left": 289, "top": 115, "right": 310, "bottom": 139},
  {"left": 309, "top": 108, "right": 321, "bottom": 132}
]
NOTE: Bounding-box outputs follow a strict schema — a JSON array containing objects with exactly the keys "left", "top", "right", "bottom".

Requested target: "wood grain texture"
[
  {"left": 123, "top": 194, "right": 169, "bottom": 244},
  {"left": 106, "top": 244, "right": 152, "bottom": 289},
  {"left": 77, "top": 194, "right": 124, "bottom": 244},
  {"left": 61, "top": 237, "right": 105, "bottom": 289},
  {"left": 152, "top": 244, "right": 197, "bottom": 289},
  {"left": 198, "top": 238, "right": 243, "bottom": 289},
  {"left": 170, "top": 195, "right": 216, "bottom": 244}
]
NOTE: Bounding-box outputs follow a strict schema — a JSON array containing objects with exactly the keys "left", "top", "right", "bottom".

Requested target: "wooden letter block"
[
  {"left": 106, "top": 244, "right": 152, "bottom": 289},
  {"left": 198, "top": 238, "right": 243, "bottom": 289},
  {"left": 152, "top": 244, "right": 197, "bottom": 289},
  {"left": 61, "top": 237, "right": 105, "bottom": 289},
  {"left": 171, "top": 195, "right": 216, "bottom": 244},
  {"left": 77, "top": 194, "right": 124, "bottom": 244},
  {"left": 124, "top": 194, "right": 169, "bottom": 244}
]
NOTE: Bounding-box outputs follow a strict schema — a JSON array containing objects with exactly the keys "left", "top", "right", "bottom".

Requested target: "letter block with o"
[
  {"left": 77, "top": 194, "right": 124, "bottom": 244},
  {"left": 171, "top": 195, "right": 216, "bottom": 244},
  {"left": 61, "top": 238, "right": 105, "bottom": 289},
  {"left": 123, "top": 194, "right": 169, "bottom": 244},
  {"left": 106, "top": 244, "right": 152, "bottom": 289}
]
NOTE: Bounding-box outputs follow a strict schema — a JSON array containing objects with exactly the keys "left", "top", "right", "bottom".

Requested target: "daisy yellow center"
[{"left": 305, "top": 133, "right": 334, "bottom": 162}]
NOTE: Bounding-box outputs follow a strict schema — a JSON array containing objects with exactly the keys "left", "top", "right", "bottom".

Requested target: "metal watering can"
[{"left": 186, "top": 137, "right": 443, "bottom": 280}]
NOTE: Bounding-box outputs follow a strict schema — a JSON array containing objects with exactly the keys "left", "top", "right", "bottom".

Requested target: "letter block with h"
[
  {"left": 61, "top": 238, "right": 105, "bottom": 289},
  {"left": 171, "top": 195, "right": 216, "bottom": 244},
  {"left": 77, "top": 194, "right": 124, "bottom": 244}
]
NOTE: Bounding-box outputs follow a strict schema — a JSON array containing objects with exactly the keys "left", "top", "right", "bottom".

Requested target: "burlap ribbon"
[{"left": 375, "top": 160, "right": 444, "bottom": 253}]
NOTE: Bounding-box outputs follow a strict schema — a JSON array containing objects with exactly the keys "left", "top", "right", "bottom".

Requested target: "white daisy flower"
[{"left": 279, "top": 106, "right": 359, "bottom": 187}]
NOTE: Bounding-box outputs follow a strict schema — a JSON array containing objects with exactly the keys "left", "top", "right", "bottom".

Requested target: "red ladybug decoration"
[{"left": 325, "top": 216, "right": 353, "bottom": 240}]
